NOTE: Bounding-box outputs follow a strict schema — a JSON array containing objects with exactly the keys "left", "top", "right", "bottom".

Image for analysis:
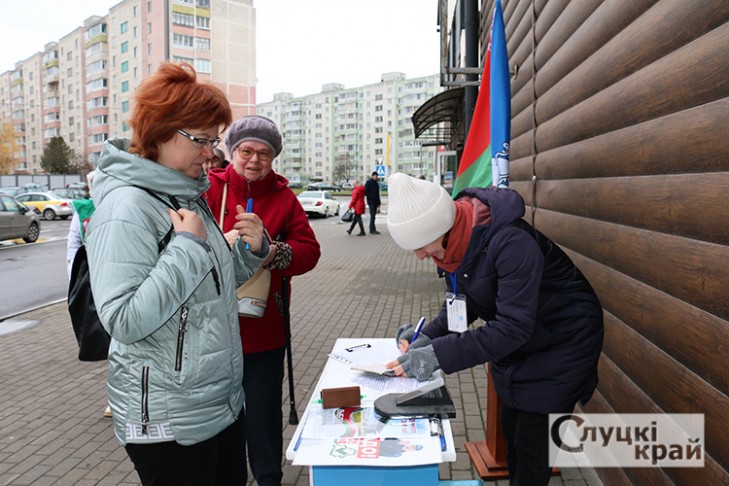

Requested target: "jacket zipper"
[
  {"left": 195, "top": 198, "right": 223, "bottom": 295},
  {"left": 175, "top": 306, "right": 189, "bottom": 372},
  {"left": 141, "top": 366, "right": 150, "bottom": 435}
]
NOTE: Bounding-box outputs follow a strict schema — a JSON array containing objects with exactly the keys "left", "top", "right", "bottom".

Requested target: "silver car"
[{"left": 0, "top": 195, "right": 41, "bottom": 243}]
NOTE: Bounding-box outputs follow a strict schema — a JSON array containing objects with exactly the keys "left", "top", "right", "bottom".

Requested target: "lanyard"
[{"left": 448, "top": 273, "right": 457, "bottom": 295}]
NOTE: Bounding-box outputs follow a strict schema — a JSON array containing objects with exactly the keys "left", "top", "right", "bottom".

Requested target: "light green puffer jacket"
[{"left": 87, "top": 138, "right": 267, "bottom": 446}]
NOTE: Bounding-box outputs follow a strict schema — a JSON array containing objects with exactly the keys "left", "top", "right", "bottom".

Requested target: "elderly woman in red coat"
[
  {"left": 346, "top": 179, "right": 366, "bottom": 236},
  {"left": 205, "top": 116, "right": 321, "bottom": 486}
]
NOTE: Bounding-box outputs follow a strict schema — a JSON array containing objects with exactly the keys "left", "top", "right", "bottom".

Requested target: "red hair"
[{"left": 128, "top": 62, "right": 232, "bottom": 161}]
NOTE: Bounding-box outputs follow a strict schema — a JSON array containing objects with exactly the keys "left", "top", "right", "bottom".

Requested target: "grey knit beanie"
[
  {"left": 225, "top": 115, "right": 282, "bottom": 157},
  {"left": 387, "top": 173, "right": 456, "bottom": 250}
]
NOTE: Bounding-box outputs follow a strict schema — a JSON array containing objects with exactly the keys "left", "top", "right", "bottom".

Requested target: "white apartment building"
[
  {"left": 257, "top": 73, "right": 443, "bottom": 185},
  {"left": 0, "top": 0, "right": 255, "bottom": 173}
]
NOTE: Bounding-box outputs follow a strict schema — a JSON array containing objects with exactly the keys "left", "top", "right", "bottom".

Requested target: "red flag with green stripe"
[{"left": 453, "top": 0, "right": 510, "bottom": 196}]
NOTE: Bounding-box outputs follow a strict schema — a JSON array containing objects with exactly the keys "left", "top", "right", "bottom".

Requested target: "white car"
[{"left": 297, "top": 191, "right": 341, "bottom": 218}]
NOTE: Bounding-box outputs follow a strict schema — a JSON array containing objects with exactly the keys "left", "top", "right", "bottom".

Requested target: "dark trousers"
[
  {"left": 244, "top": 347, "right": 286, "bottom": 486},
  {"left": 125, "top": 416, "right": 247, "bottom": 486},
  {"left": 367, "top": 203, "right": 378, "bottom": 232},
  {"left": 500, "top": 405, "right": 552, "bottom": 486},
  {"left": 348, "top": 214, "right": 365, "bottom": 234}
]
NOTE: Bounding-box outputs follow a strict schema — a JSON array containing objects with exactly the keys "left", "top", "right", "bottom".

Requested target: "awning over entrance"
[{"left": 411, "top": 87, "right": 464, "bottom": 147}]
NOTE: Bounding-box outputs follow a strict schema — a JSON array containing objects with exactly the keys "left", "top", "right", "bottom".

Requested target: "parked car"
[
  {"left": 52, "top": 187, "right": 87, "bottom": 200},
  {"left": 288, "top": 181, "right": 305, "bottom": 189},
  {"left": 0, "top": 194, "right": 41, "bottom": 243},
  {"left": 15, "top": 192, "right": 73, "bottom": 220},
  {"left": 307, "top": 182, "right": 340, "bottom": 192},
  {"left": 297, "top": 191, "right": 341, "bottom": 217},
  {"left": 0, "top": 186, "right": 22, "bottom": 197},
  {"left": 21, "top": 182, "right": 49, "bottom": 192},
  {"left": 340, "top": 182, "right": 354, "bottom": 190}
]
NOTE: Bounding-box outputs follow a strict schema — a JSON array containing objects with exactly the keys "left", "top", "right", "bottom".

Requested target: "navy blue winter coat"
[{"left": 424, "top": 187, "right": 603, "bottom": 414}]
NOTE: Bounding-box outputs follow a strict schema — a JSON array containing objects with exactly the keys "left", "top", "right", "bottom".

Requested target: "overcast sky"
[{"left": 0, "top": 0, "right": 440, "bottom": 103}]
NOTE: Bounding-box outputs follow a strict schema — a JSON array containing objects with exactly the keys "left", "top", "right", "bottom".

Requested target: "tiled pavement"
[{"left": 0, "top": 209, "right": 604, "bottom": 485}]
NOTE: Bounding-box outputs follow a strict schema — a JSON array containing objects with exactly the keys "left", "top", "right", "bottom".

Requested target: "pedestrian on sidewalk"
[
  {"left": 385, "top": 173, "right": 604, "bottom": 486},
  {"left": 86, "top": 62, "right": 269, "bottom": 486},
  {"left": 346, "top": 179, "right": 366, "bottom": 236},
  {"left": 206, "top": 115, "right": 321, "bottom": 486},
  {"left": 65, "top": 170, "right": 112, "bottom": 418},
  {"left": 364, "top": 171, "right": 381, "bottom": 234}
]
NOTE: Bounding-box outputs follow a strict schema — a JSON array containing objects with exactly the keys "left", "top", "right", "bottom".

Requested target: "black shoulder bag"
[{"left": 67, "top": 188, "right": 180, "bottom": 361}]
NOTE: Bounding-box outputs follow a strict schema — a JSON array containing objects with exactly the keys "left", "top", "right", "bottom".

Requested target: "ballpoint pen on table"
[
  {"left": 429, "top": 416, "right": 447, "bottom": 451},
  {"left": 410, "top": 317, "right": 426, "bottom": 344},
  {"left": 244, "top": 198, "right": 253, "bottom": 250}
]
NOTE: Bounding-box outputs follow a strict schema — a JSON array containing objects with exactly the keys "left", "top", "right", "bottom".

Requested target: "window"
[
  {"left": 121, "top": 101, "right": 129, "bottom": 112},
  {"left": 194, "top": 59, "right": 211, "bottom": 73},
  {"left": 85, "top": 43, "right": 103, "bottom": 57},
  {"left": 87, "top": 60, "right": 107, "bottom": 73},
  {"left": 88, "top": 115, "right": 109, "bottom": 127},
  {"left": 173, "top": 55, "right": 194, "bottom": 64},
  {"left": 194, "top": 37, "right": 210, "bottom": 51},
  {"left": 173, "top": 33, "right": 194, "bottom": 48},
  {"left": 121, "top": 41, "right": 128, "bottom": 54},
  {"left": 88, "top": 133, "right": 108, "bottom": 145},
  {"left": 86, "top": 78, "right": 108, "bottom": 93},
  {"left": 87, "top": 96, "right": 108, "bottom": 109},
  {"left": 121, "top": 81, "right": 129, "bottom": 92},
  {"left": 120, "top": 21, "right": 128, "bottom": 34},
  {"left": 196, "top": 16, "right": 210, "bottom": 29},
  {"left": 121, "top": 61, "right": 128, "bottom": 73},
  {"left": 172, "top": 12, "right": 194, "bottom": 27}
]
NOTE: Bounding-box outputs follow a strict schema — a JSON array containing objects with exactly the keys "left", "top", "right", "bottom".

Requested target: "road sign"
[{"left": 375, "top": 165, "right": 386, "bottom": 177}]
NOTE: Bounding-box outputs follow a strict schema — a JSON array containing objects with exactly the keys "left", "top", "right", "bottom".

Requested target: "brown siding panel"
[
  {"left": 534, "top": 209, "right": 729, "bottom": 321},
  {"left": 475, "top": 2, "right": 729, "bottom": 483},
  {"left": 536, "top": 23, "right": 729, "bottom": 150}
]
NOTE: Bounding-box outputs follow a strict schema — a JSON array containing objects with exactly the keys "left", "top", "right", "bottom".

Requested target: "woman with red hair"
[{"left": 86, "top": 63, "right": 267, "bottom": 485}]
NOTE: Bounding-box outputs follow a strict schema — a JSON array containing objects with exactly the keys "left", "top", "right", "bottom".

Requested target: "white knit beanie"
[{"left": 387, "top": 173, "right": 456, "bottom": 250}]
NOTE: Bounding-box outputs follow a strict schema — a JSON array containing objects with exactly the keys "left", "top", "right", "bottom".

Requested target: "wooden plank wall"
[{"left": 485, "top": 0, "right": 729, "bottom": 483}]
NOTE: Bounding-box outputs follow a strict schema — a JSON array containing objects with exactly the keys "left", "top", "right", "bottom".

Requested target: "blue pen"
[
  {"left": 410, "top": 317, "right": 426, "bottom": 344},
  {"left": 245, "top": 198, "right": 253, "bottom": 250}
]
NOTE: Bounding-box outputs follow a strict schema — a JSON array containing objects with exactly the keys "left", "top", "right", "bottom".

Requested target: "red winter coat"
[
  {"left": 349, "top": 185, "right": 366, "bottom": 215},
  {"left": 206, "top": 166, "right": 321, "bottom": 354}
]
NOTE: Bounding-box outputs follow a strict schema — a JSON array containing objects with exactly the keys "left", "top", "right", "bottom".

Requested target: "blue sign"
[{"left": 375, "top": 165, "right": 386, "bottom": 177}]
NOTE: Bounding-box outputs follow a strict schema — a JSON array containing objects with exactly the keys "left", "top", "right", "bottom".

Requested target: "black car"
[{"left": 307, "top": 182, "right": 340, "bottom": 191}]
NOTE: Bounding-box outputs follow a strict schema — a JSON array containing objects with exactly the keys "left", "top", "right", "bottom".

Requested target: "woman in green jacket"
[{"left": 86, "top": 63, "right": 268, "bottom": 485}]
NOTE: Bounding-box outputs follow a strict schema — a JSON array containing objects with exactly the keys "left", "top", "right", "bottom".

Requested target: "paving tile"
[{"left": 0, "top": 214, "right": 605, "bottom": 485}]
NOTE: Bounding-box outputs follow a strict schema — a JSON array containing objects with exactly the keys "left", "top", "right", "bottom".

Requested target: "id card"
[{"left": 446, "top": 292, "right": 467, "bottom": 333}]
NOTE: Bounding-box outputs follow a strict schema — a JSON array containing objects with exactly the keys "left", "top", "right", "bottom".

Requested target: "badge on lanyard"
[{"left": 446, "top": 273, "right": 467, "bottom": 333}]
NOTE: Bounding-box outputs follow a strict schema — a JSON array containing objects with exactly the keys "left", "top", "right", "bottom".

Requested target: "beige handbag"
[{"left": 219, "top": 183, "right": 271, "bottom": 318}]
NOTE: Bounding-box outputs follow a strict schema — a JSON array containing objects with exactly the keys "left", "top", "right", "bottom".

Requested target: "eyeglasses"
[
  {"left": 237, "top": 146, "right": 273, "bottom": 163},
  {"left": 177, "top": 129, "right": 221, "bottom": 149}
]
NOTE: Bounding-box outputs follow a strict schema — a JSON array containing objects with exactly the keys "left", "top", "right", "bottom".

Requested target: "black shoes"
[
  {"left": 357, "top": 232, "right": 366, "bottom": 236},
  {"left": 370, "top": 230, "right": 381, "bottom": 235},
  {"left": 346, "top": 229, "right": 352, "bottom": 235}
]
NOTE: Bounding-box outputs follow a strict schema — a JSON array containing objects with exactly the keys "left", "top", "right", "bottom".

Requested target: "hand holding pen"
[
  {"left": 397, "top": 317, "right": 426, "bottom": 353},
  {"left": 233, "top": 198, "right": 264, "bottom": 253}
]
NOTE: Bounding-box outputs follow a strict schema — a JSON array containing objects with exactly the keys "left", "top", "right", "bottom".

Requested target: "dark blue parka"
[{"left": 424, "top": 187, "right": 603, "bottom": 414}]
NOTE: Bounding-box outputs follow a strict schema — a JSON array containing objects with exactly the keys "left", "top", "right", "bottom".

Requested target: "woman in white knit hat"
[{"left": 385, "top": 172, "right": 604, "bottom": 486}]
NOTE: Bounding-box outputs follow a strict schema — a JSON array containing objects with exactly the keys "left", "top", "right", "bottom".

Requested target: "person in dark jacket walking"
[
  {"left": 346, "top": 180, "right": 366, "bottom": 236},
  {"left": 364, "top": 171, "right": 381, "bottom": 234},
  {"left": 384, "top": 173, "right": 603, "bottom": 486}
]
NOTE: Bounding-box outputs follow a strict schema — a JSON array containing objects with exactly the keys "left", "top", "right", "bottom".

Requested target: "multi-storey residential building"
[
  {"left": 0, "top": 0, "right": 255, "bottom": 174},
  {"left": 257, "top": 73, "right": 443, "bottom": 185}
]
